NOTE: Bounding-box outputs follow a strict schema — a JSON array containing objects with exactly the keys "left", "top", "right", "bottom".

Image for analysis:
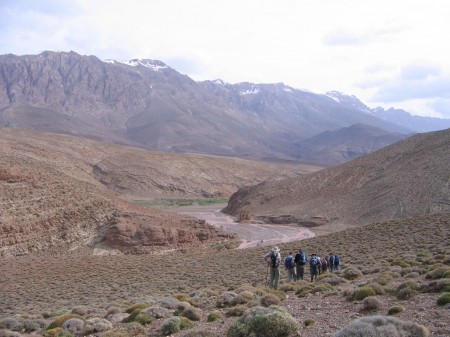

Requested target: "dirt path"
[{"left": 168, "top": 204, "right": 315, "bottom": 249}]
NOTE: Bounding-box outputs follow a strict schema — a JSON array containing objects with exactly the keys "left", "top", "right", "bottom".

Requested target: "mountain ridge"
[{"left": 1, "top": 50, "right": 442, "bottom": 164}]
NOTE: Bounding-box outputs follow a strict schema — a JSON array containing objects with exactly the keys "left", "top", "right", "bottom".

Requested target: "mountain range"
[{"left": 2, "top": 51, "right": 449, "bottom": 164}]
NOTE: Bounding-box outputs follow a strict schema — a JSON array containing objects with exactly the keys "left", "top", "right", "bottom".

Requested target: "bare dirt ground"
[{"left": 168, "top": 203, "right": 316, "bottom": 249}]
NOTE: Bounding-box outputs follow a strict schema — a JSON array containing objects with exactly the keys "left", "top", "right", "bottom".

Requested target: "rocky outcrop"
[{"left": 102, "top": 213, "right": 235, "bottom": 253}]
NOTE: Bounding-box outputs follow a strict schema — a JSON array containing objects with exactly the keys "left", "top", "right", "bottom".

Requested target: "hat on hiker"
[{"left": 272, "top": 246, "right": 280, "bottom": 253}]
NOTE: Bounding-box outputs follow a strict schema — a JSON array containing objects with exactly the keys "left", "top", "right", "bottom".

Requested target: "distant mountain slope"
[
  {"left": 0, "top": 128, "right": 312, "bottom": 256},
  {"left": 224, "top": 128, "right": 450, "bottom": 229},
  {"left": 293, "top": 123, "right": 411, "bottom": 165},
  {"left": 0, "top": 51, "right": 418, "bottom": 162},
  {"left": 372, "top": 107, "right": 450, "bottom": 132}
]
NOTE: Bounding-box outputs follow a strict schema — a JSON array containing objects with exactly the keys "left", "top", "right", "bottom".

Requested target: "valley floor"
[{"left": 170, "top": 203, "right": 316, "bottom": 249}]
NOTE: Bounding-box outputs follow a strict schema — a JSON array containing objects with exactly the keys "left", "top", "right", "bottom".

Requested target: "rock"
[
  {"left": 84, "top": 317, "right": 113, "bottom": 334},
  {"left": 62, "top": 318, "right": 84, "bottom": 334},
  {"left": 141, "top": 305, "right": 172, "bottom": 319}
]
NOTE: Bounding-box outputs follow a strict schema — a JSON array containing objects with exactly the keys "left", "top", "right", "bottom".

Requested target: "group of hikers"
[{"left": 264, "top": 246, "right": 340, "bottom": 290}]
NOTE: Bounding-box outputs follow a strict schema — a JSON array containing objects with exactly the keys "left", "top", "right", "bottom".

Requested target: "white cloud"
[{"left": 1, "top": 0, "right": 450, "bottom": 117}]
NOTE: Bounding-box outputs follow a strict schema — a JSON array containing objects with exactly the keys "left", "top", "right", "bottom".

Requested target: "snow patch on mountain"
[
  {"left": 105, "top": 59, "right": 168, "bottom": 71},
  {"left": 240, "top": 86, "right": 260, "bottom": 95}
]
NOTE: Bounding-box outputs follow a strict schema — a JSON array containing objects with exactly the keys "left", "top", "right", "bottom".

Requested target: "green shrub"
[
  {"left": 437, "top": 292, "right": 450, "bottom": 306},
  {"left": 161, "top": 317, "right": 181, "bottom": 336},
  {"left": 391, "top": 260, "right": 411, "bottom": 268},
  {"left": 207, "top": 310, "right": 224, "bottom": 322},
  {"left": 227, "top": 306, "right": 298, "bottom": 337},
  {"left": 425, "top": 267, "right": 450, "bottom": 280},
  {"left": 179, "top": 317, "right": 194, "bottom": 330},
  {"left": 387, "top": 305, "right": 405, "bottom": 315},
  {"left": 353, "top": 287, "right": 376, "bottom": 301},
  {"left": 135, "top": 313, "right": 155, "bottom": 325},
  {"left": 125, "top": 303, "right": 149, "bottom": 314}
]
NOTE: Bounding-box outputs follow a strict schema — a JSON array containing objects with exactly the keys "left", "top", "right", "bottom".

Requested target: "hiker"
[
  {"left": 334, "top": 254, "right": 340, "bottom": 271},
  {"left": 309, "top": 253, "right": 320, "bottom": 282},
  {"left": 294, "top": 249, "right": 307, "bottom": 280},
  {"left": 317, "top": 255, "right": 322, "bottom": 274},
  {"left": 321, "top": 255, "right": 328, "bottom": 273},
  {"left": 264, "top": 246, "right": 281, "bottom": 289},
  {"left": 328, "top": 253, "right": 335, "bottom": 273},
  {"left": 284, "top": 251, "right": 297, "bottom": 282}
]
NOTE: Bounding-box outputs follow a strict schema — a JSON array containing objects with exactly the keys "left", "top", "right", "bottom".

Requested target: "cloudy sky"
[{"left": 1, "top": 0, "right": 449, "bottom": 118}]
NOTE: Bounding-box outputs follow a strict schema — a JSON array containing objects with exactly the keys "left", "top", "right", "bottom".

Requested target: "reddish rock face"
[{"left": 103, "top": 213, "right": 230, "bottom": 251}]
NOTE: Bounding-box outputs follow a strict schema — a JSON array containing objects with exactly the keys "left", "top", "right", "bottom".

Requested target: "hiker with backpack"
[
  {"left": 328, "top": 253, "right": 335, "bottom": 273},
  {"left": 309, "top": 253, "right": 320, "bottom": 282},
  {"left": 284, "top": 251, "right": 296, "bottom": 282},
  {"left": 334, "top": 254, "right": 340, "bottom": 271},
  {"left": 317, "top": 255, "right": 322, "bottom": 274},
  {"left": 264, "top": 246, "right": 281, "bottom": 289},
  {"left": 294, "top": 249, "right": 307, "bottom": 280},
  {"left": 321, "top": 255, "right": 328, "bottom": 273}
]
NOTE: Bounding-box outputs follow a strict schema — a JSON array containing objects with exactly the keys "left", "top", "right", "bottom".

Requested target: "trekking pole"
[{"left": 265, "top": 265, "right": 269, "bottom": 288}]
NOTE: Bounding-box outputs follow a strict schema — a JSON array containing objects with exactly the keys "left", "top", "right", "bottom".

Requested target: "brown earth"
[
  {"left": 224, "top": 128, "right": 450, "bottom": 229},
  {"left": 0, "top": 128, "right": 318, "bottom": 256},
  {"left": 0, "top": 212, "right": 448, "bottom": 336}
]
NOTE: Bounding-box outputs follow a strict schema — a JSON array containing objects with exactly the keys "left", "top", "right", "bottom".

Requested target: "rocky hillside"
[
  {"left": 224, "top": 128, "right": 450, "bottom": 229},
  {"left": 293, "top": 123, "right": 410, "bottom": 165},
  {"left": 0, "top": 128, "right": 313, "bottom": 256},
  {"left": 0, "top": 51, "right": 415, "bottom": 163}
]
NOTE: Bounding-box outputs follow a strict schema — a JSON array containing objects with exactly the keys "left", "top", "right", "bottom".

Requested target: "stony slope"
[
  {"left": 1, "top": 212, "right": 448, "bottom": 336},
  {"left": 293, "top": 123, "right": 410, "bottom": 165},
  {"left": 224, "top": 128, "right": 450, "bottom": 229},
  {"left": 0, "top": 128, "right": 313, "bottom": 256}
]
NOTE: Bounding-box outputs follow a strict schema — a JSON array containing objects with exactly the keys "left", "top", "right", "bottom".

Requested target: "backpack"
[
  {"left": 310, "top": 256, "right": 319, "bottom": 267},
  {"left": 321, "top": 259, "right": 327, "bottom": 267},
  {"left": 270, "top": 251, "right": 279, "bottom": 268},
  {"left": 295, "top": 252, "right": 306, "bottom": 265},
  {"left": 334, "top": 256, "right": 340, "bottom": 265},
  {"left": 285, "top": 256, "right": 295, "bottom": 269},
  {"left": 329, "top": 255, "right": 335, "bottom": 265}
]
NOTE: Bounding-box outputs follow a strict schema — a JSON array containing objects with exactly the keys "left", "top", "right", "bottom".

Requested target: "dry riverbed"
[{"left": 168, "top": 203, "right": 315, "bottom": 249}]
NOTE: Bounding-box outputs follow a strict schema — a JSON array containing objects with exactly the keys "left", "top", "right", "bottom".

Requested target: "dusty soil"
[{"left": 167, "top": 203, "right": 316, "bottom": 249}]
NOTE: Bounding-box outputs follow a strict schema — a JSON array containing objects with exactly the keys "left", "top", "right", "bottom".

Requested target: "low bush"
[
  {"left": 226, "top": 305, "right": 247, "bottom": 317},
  {"left": 425, "top": 267, "right": 450, "bottom": 280},
  {"left": 227, "top": 306, "right": 298, "bottom": 337},
  {"left": 353, "top": 287, "right": 376, "bottom": 301},
  {"left": 387, "top": 305, "right": 405, "bottom": 315},
  {"left": 260, "top": 293, "right": 281, "bottom": 307},
  {"left": 161, "top": 317, "right": 181, "bottom": 336},
  {"left": 46, "top": 314, "right": 80, "bottom": 330},
  {"left": 334, "top": 315, "right": 429, "bottom": 337},
  {"left": 43, "top": 327, "right": 74, "bottom": 337},
  {"left": 437, "top": 292, "right": 450, "bottom": 306},
  {"left": 342, "top": 267, "right": 363, "bottom": 280},
  {"left": 361, "top": 296, "right": 382, "bottom": 311},
  {"left": 207, "top": 310, "right": 223, "bottom": 322},
  {"left": 180, "top": 307, "right": 202, "bottom": 321}
]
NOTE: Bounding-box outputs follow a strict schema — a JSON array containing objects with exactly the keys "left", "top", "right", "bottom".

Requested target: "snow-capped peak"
[
  {"left": 239, "top": 84, "right": 260, "bottom": 96},
  {"left": 103, "top": 58, "right": 168, "bottom": 71}
]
